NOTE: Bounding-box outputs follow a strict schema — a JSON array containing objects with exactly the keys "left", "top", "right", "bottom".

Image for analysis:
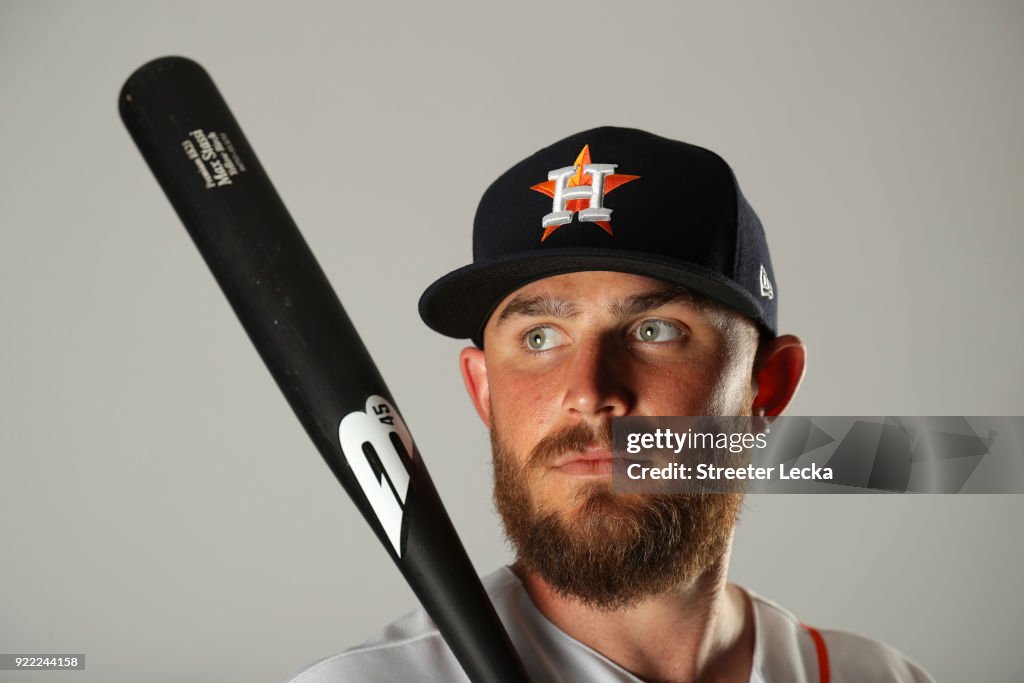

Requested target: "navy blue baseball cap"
[{"left": 418, "top": 126, "right": 778, "bottom": 346}]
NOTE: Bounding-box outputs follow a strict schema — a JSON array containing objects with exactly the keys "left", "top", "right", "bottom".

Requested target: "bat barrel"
[{"left": 120, "top": 56, "right": 531, "bottom": 683}]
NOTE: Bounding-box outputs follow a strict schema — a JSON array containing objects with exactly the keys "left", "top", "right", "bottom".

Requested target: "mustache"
[{"left": 526, "top": 421, "right": 614, "bottom": 468}]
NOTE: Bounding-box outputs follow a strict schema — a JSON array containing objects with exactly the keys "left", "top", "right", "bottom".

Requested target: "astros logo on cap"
[{"left": 530, "top": 145, "right": 639, "bottom": 241}]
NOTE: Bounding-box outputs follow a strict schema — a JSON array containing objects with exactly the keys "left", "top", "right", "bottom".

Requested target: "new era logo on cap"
[
  {"left": 760, "top": 265, "right": 774, "bottom": 300},
  {"left": 418, "top": 126, "right": 779, "bottom": 346}
]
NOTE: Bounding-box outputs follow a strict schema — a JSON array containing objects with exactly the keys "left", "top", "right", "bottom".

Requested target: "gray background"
[{"left": 1, "top": 1, "right": 1021, "bottom": 681}]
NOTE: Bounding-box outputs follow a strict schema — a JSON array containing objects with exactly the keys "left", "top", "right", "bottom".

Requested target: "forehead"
[
  {"left": 481, "top": 270, "right": 763, "bottom": 346},
  {"left": 486, "top": 271, "right": 728, "bottom": 328},
  {"left": 501, "top": 271, "right": 669, "bottom": 300}
]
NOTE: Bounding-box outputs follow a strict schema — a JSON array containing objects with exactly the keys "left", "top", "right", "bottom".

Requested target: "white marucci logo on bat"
[{"left": 338, "top": 395, "right": 413, "bottom": 556}]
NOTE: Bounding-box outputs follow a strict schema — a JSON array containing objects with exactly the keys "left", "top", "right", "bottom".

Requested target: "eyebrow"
[
  {"left": 495, "top": 285, "right": 701, "bottom": 326},
  {"left": 496, "top": 296, "right": 580, "bottom": 324},
  {"left": 606, "top": 286, "right": 698, "bottom": 319}
]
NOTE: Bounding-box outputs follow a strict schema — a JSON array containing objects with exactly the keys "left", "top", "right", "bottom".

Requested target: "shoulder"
[
  {"left": 283, "top": 569, "right": 525, "bottom": 683},
  {"left": 745, "top": 588, "right": 935, "bottom": 683},
  {"left": 818, "top": 629, "right": 935, "bottom": 683}
]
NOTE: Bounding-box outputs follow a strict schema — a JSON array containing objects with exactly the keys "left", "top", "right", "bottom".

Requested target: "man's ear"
[
  {"left": 460, "top": 346, "right": 491, "bottom": 428},
  {"left": 751, "top": 334, "right": 806, "bottom": 417}
]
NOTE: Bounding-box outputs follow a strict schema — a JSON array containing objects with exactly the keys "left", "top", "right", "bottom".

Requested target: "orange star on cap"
[{"left": 530, "top": 145, "right": 639, "bottom": 241}]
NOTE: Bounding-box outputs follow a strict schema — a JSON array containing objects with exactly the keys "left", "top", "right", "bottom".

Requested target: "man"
[{"left": 289, "top": 127, "right": 934, "bottom": 682}]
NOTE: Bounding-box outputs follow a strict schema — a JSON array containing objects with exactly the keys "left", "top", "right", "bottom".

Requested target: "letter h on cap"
[{"left": 542, "top": 164, "right": 618, "bottom": 229}]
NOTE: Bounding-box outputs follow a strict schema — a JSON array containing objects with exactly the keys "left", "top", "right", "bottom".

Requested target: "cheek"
[
  {"left": 700, "top": 348, "right": 756, "bottom": 415},
  {"left": 703, "top": 375, "right": 748, "bottom": 414},
  {"left": 489, "top": 371, "right": 563, "bottom": 448},
  {"left": 640, "top": 350, "right": 752, "bottom": 416}
]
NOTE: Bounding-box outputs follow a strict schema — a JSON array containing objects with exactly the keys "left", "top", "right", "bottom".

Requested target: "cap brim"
[{"left": 418, "top": 247, "right": 774, "bottom": 344}]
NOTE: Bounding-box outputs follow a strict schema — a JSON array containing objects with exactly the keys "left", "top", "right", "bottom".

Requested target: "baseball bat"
[{"left": 119, "top": 56, "right": 531, "bottom": 683}]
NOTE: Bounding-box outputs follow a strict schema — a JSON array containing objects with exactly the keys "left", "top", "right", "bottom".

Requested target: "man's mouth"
[{"left": 551, "top": 446, "right": 615, "bottom": 477}]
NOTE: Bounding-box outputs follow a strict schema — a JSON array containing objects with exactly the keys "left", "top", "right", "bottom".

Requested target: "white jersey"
[{"left": 287, "top": 567, "right": 934, "bottom": 683}]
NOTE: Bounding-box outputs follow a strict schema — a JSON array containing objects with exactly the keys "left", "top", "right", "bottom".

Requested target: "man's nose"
[{"left": 561, "top": 336, "right": 632, "bottom": 418}]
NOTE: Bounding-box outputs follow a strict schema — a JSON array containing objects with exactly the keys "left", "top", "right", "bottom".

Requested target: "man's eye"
[
  {"left": 633, "top": 319, "right": 683, "bottom": 343},
  {"left": 524, "top": 326, "right": 565, "bottom": 351}
]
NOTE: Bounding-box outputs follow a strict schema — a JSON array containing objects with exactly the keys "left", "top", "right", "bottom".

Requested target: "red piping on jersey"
[{"left": 801, "top": 624, "right": 831, "bottom": 683}]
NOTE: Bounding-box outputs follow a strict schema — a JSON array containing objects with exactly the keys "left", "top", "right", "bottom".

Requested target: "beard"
[{"left": 492, "top": 420, "right": 744, "bottom": 610}]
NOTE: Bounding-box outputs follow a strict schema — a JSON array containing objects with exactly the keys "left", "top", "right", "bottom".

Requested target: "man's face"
[{"left": 463, "top": 271, "right": 762, "bottom": 608}]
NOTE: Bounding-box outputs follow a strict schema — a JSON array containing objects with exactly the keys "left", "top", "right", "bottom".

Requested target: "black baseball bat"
[{"left": 119, "top": 56, "right": 530, "bottom": 683}]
